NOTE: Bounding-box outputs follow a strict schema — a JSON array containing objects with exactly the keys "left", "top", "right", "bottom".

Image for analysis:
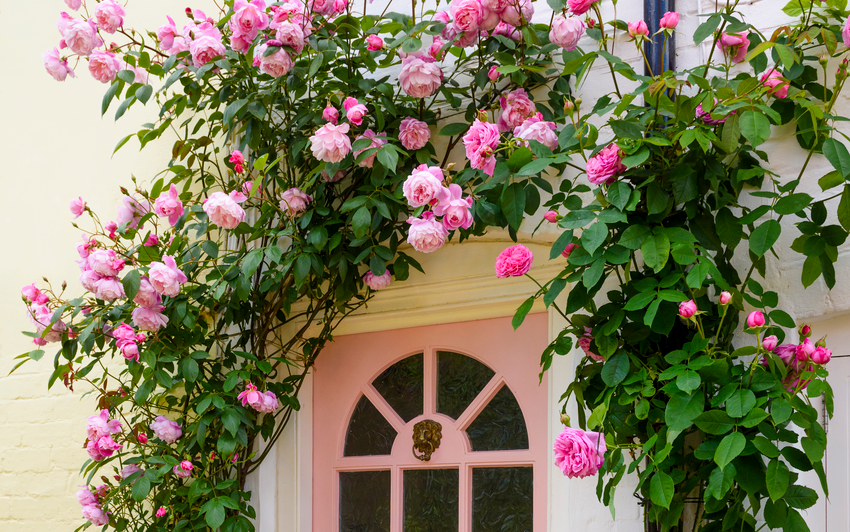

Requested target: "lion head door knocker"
[{"left": 412, "top": 419, "right": 443, "bottom": 461}]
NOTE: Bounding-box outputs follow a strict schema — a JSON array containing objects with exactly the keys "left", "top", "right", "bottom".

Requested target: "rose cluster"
[
  {"left": 22, "top": 284, "right": 68, "bottom": 346},
  {"left": 237, "top": 383, "right": 280, "bottom": 413},
  {"left": 111, "top": 322, "right": 146, "bottom": 362},
  {"left": 86, "top": 409, "right": 123, "bottom": 462},
  {"left": 403, "top": 165, "right": 474, "bottom": 253},
  {"left": 77, "top": 484, "right": 110, "bottom": 527},
  {"left": 759, "top": 324, "right": 832, "bottom": 391},
  {"left": 434, "top": 0, "right": 535, "bottom": 53}
]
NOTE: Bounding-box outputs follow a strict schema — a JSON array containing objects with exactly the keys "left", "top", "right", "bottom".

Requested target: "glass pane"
[
  {"left": 340, "top": 470, "right": 391, "bottom": 532},
  {"left": 344, "top": 395, "right": 397, "bottom": 456},
  {"left": 373, "top": 353, "right": 424, "bottom": 423},
  {"left": 403, "top": 469, "right": 459, "bottom": 532},
  {"left": 436, "top": 351, "right": 495, "bottom": 420},
  {"left": 472, "top": 467, "right": 533, "bottom": 532},
  {"left": 466, "top": 385, "right": 529, "bottom": 451}
]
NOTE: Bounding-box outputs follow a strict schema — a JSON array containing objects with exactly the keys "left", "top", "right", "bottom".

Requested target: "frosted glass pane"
[
  {"left": 344, "top": 395, "right": 397, "bottom": 456},
  {"left": 437, "top": 351, "right": 494, "bottom": 420},
  {"left": 373, "top": 353, "right": 424, "bottom": 423},
  {"left": 340, "top": 470, "right": 391, "bottom": 532},
  {"left": 403, "top": 469, "right": 459, "bottom": 532},
  {"left": 467, "top": 385, "right": 529, "bottom": 451},
  {"left": 472, "top": 467, "right": 533, "bottom": 532}
]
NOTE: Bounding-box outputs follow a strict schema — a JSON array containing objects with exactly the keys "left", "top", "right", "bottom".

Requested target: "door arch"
[{"left": 313, "top": 314, "right": 549, "bottom": 532}]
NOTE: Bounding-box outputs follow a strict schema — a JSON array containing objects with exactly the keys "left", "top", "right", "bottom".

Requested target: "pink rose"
[
  {"left": 746, "top": 310, "right": 765, "bottom": 328},
  {"left": 156, "top": 507, "right": 168, "bottom": 518},
  {"left": 279, "top": 187, "right": 312, "bottom": 216},
  {"left": 322, "top": 169, "right": 345, "bottom": 182},
  {"left": 696, "top": 99, "right": 733, "bottom": 125},
  {"left": 76, "top": 489, "right": 97, "bottom": 507},
  {"left": 364, "top": 271, "right": 392, "bottom": 290},
  {"left": 513, "top": 115, "right": 558, "bottom": 151},
  {"left": 203, "top": 191, "right": 248, "bottom": 229},
  {"left": 399, "top": 117, "right": 431, "bottom": 150},
  {"left": 87, "top": 409, "right": 122, "bottom": 441},
  {"left": 79, "top": 270, "right": 102, "bottom": 293},
  {"left": 190, "top": 32, "right": 226, "bottom": 67},
  {"left": 549, "top": 16, "right": 584, "bottom": 51},
  {"left": 121, "top": 464, "right": 142, "bottom": 480},
  {"left": 761, "top": 335, "right": 778, "bottom": 352},
  {"left": 323, "top": 105, "right": 339, "bottom": 124},
  {"left": 105, "top": 221, "right": 118, "bottom": 239},
  {"left": 761, "top": 68, "right": 788, "bottom": 99},
  {"left": 154, "top": 185, "right": 185, "bottom": 226},
  {"left": 21, "top": 284, "right": 44, "bottom": 303},
  {"left": 94, "top": 0, "right": 125, "bottom": 34},
  {"left": 134, "top": 277, "right": 160, "bottom": 308},
  {"left": 812, "top": 346, "right": 832, "bottom": 365},
  {"left": 659, "top": 11, "right": 679, "bottom": 29},
  {"left": 88, "top": 50, "right": 121, "bottom": 84},
  {"left": 679, "top": 299, "right": 697, "bottom": 318},
  {"left": 150, "top": 416, "right": 182, "bottom": 443},
  {"left": 94, "top": 277, "right": 126, "bottom": 302},
  {"left": 353, "top": 129, "right": 387, "bottom": 168},
  {"left": 434, "top": 184, "right": 474, "bottom": 230},
  {"left": 230, "top": 0, "right": 270, "bottom": 42},
  {"left": 567, "top": 0, "right": 594, "bottom": 15},
  {"left": 120, "top": 342, "right": 140, "bottom": 362},
  {"left": 258, "top": 391, "right": 280, "bottom": 413},
  {"left": 451, "top": 0, "right": 484, "bottom": 32},
  {"left": 173, "top": 463, "right": 192, "bottom": 478},
  {"left": 553, "top": 426, "right": 606, "bottom": 478},
  {"left": 406, "top": 212, "right": 449, "bottom": 253},
  {"left": 480, "top": 8, "right": 500, "bottom": 31},
  {"left": 157, "top": 16, "right": 178, "bottom": 52},
  {"left": 148, "top": 255, "right": 187, "bottom": 297},
  {"left": 276, "top": 21, "right": 305, "bottom": 54},
  {"left": 132, "top": 305, "right": 169, "bottom": 331},
  {"left": 116, "top": 194, "right": 149, "bottom": 230},
  {"left": 773, "top": 344, "right": 797, "bottom": 365},
  {"left": 428, "top": 37, "right": 446, "bottom": 60},
  {"left": 495, "top": 244, "right": 533, "bottom": 277},
  {"left": 310, "top": 122, "right": 352, "bottom": 162},
  {"left": 586, "top": 144, "right": 626, "bottom": 185},
  {"left": 628, "top": 20, "right": 648, "bottom": 38},
  {"left": 844, "top": 17, "right": 850, "bottom": 48},
  {"left": 500, "top": 0, "right": 534, "bottom": 26},
  {"left": 399, "top": 55, "right": 443, "bottom": 98},
  {"left": 800, "top": 324, "right": 812, "bottom": 337},
  {"left": 229, "top": 150, "right": 245, "bottom": 173},
  {"left": 463, "top": 119, "right": 500, "bottom": 176},
  {"left": 42, "top": 48, "right": 75, "bottom": 82},
  {"left": 718, "top": 32, "right": 750, "bottom": 63},
  {"left": 63, "top": 19, "right": 100, "bottom": 56},
  {"left": 81, "top": 504, "right": 109, "bottom": 526},
  {"left": 89, "top": 249, "right": 122, "bottom": 277},
  {"left": 492, "top": 21, "right": 521, "bottom": 41},
  {"left": 416, "top": 164, "right": 445, "bottom": 181},
  {"left": 238, "top": 383, "right": 263, "bottom": 409},
  {"left": 719, "top": 290, "right": 732, "bottom": 304},
  {"left": 70, "top": 197, "right": 86, "bottom": 218},
  {"left": 578, "top": 327, "right": 604, "bottom": 361},
  {"left": 403, "top": 167, "right": 444, "bottom": 207},
  {"left": 482, "top": 0, "right": 508, "bottom": 11},
  {"left": 488, "top": 65, "right": 500, "bottom": 81},
  {"left": 346, "top": 102, "right": 369, "bottom": 126},
  {"left": 544, "top": 211, "right": 558, "bottom": 223},
  {"left": 255, "top": 43, "right": 294, "bottom": 77},
  {"left": 497, "top": 88, "right": 536, "bottom": 132},
  {"left": 366, "top": 34, "right": 384, "bottom": 51},
  {"left": 65, "top": 0, "right": 83, "bottom": 10}
]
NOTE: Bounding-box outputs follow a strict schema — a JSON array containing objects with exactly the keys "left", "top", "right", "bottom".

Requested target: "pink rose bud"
[
  {"left": 322, "top": 105, "right": 339, "bottom": 125},
  {"left": 544, "top": 210, "right": 559, "bottom": 223},
  {"left": 180, "top": 460, "right": 193, "bottom": 471},
  {"left": 719, "top": 291, "right": 732, "bottom": 305},
  {"left": 228, "top": 150, "right": 245, "bottom": 173},
  {"left": 495, "top": 244, "right": 534, "bottom": 278},
  {"left": 144, "top": 234, "right": 159, "bottom": 247},
  {"left": 679, "top": 300, "right": 697, "bottom": 318},
  {"left": 762, "top": 335, "right": 778, "bottom": 352},
  {"left": 562, "top": 243, "right": 578, "bottom": 259},
  {"left": 800, "top": 324, "right": 812, "bottom": 338},
  {"left": 366, "top": 34, "right": 384, "bottom": 51},
  {"left": 746, "top": 310, "right": 765, "bottom": 328},
  {"left": 137, "top": 432, "right": 148, "bottom": 444},
  {"left": 812, "top": 346, "right": 832, "bottom": 365},
  {"left": 156, "top": 507, "right": 168, "bottom": 518},
  {"left": 659, "top": 12, "right": 679, "bottom": 29},
  {"left": 232, "top": 453, "right": 239, "bottom": 463},
  {"left": 70, "top": 197, "right": 86, "bottom": 219},
  {"left": 628, "top": 20, "right": 649, "bottom": 38},
  {"left": 488, "top": 65, "right": 500, "bottom": 82}
]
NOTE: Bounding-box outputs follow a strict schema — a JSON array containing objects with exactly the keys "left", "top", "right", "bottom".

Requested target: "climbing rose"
[
  {"left": 229, "top": 150, "right": 245, "bottom": 173},
  {"left": 148, "top": 255, "right": 187, "bottom": 297},
  {"left": 190, "top": 27, "right": 227, "bottom": 67},
  {"left": 488, "top": 65, "right": 500, "bottom": 81},
  {"left": 76, "top": 489, "right": 97, "bottom": 507},
  {"left": 94, "top": 0, "right": 125, "bottom": 34},
  {"left": 156, "top": 508, "right": 168, "bottom": 518},
  {"left": 344, "top": 98, "right": 369, "bottom": 126},
  {"left": 719, "top": 291, "right": 732, "bottom": 304},
  {"left": 568, "top": 0, "right": 594, "bottom": 15},
  {"left": 42, "top": 48, "right": 75, "bottom": 81},
  {"left": 323, "top": 105, "right": 339, "bottom": 124},
  {"left": 399, "top": 55, "right": 443, "bottom": 98},
  {"left": 544, "top": 211, "right": 558, "bottom": 223},
  {"left": 812, "top": 346, "right": 832, "bottom": 365},
  {"left": 275, "top": 21, "right": 305, "bottom": 54},
  {"left": 463, "top": 119, "right": 500, "bottom": 176},
  {"left": 238, "top": 383, "right": 263, "bottom": 409},
  {"left": 500, "top": 0, "right": 534, "bottom": 26},
  {"left": 553, "top": 426, "right": 606, "bottom": 478},
  {"left": 134, "top": 278, "right": 159, "bottom": 308},
  {"left": 762, "top": 335, "right": 778, "bottom": 352},
  {"left": 150, "top": 416, "right": 182, "bottom": 443},
  {"left": 429, "top": 37, "right": 446, "bottom": 60},
  {"left": 450, "top": 0, "right": 484, "bottom": 32},
  {"left": 497, "top": 88, "right": 536, "bottom": 132},
  {"left": 364, "top": 271, "right": 392, "bottom": 290},
  {"left": 406, "top": 212, "right": 448, "bottom": 253},
  {"left": 231, "top": 0, "right": 269, "bottom": 42},
  {"left": 157, "top": 16, "right": 178, "bottom": 51},
  {"left": 154, "top": 185, "right": 184, "bottom": 226},
  {"left": 403, "top": 167, "right": 444, "bottom": 207},
  {"left": 65, "top": 0, "right": 82, "bottom": 9},
  {"left": 258, "top": 391, "right": 280, "bottom": 413},
  {"left": 88, "top": 51, "right": 121, "bottom": 84},
  {"left": 70, "top": 197, "right": 86, "bottom": 218},
  {"left": 173, "top": 462, "right": 193, "bottom": 478},
  {"left": 81, "top": 504, "right": 109, "bottom": 526},
  {"left": 255, "top": 42, "right": 294, "bottom": 77},
  {"left": 628, "top": 20, "right": 648, "bottom": 38},
  {"left": 310, "top": 122, "right": 352, "bottom": 163},
  {"left": 203, "top": 191, "right": 247, "bottom": 229},
  {"left": 495, "top": 244, "right": 533, "bottom": 278},
  {"left": 279, "top": 188, "right": 312, "bottom": 216},
  {"left": 586, "top": 144, "right": 626, "bottom": 185},
  {"left": 399, "top": 117, "right": 431, "bottom": 150},
  {"left": 63, "top": 19, "right": 100, "bottom": 57},
  {"left": 132, "top": 305, "right": 169, "bottom": 331},
  {"left": 353, "top": 130, "right": 387, "bottom": 168},
  {"left": 718, "top": 32, "right": 750, "bottom": 63},
  {"left": 844, "top": 17, "right": 850, "bottom": 47},
  {"left": 366, "top": 34, "right": 384, "bottom": 50},
  {"left": 659, "top": 11, "right": 679, "bottom": 29},
  {"left": 94, "top": 277, "right": 126, "bottom": 302},
  {"left": 87, "top": 409, "right": 121, "bottom": 441},
  {"left": 679, "top": 300, "right": 697, "bottom": 318},
  {"left": 116, "top": 195, "right": 149, "bottom": 229},
  {"left": 578, "top": 327, "right": 604, "bottom": 361},
  {"left": 562, "top": 243, "right": 579, "bottom": 259},
  {"left": 434, "top": 184, "right": 474, "bottom": 230},
  {"left": 513, "top": 115, "right": 558, "bottom": 151},
  {"left": 549, "top": 16, "right": 584, "bottom": 51},
  {"left": 761, "top": 68, "right": 789, "bottom": 99},
  {"left": 696, "top": 99, "right": 732, "bottom": 125},
  {"left": 746, "top": 310, "right": 765, "bottom": 328},
  {"left": 121, "top": 464, "right": 142, "bottom": 480}
]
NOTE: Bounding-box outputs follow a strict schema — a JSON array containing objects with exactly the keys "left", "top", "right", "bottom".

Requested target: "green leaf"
[
  {"left": 650, "top": 472, "right": 674, "bottom": 510},
  {"left": 241, "top": 248, "right": 265, "bottom": 278},
  {"left": 506, "top": 147, "right": 534, "bottom": 173},
  {"left": 439, "top": 122, "right": 469, "bottom": 137},
  {"left": 512, "top": 297, "right": 534, "bottom": 330},
  {"left": 502, "top": 183, "right": 527, "bottom": 231},
  {"left": 581, "top": 222, "right": 607, "bottom": 256},
  {"left": 619, "top": 225, "right": 650, "bottom": 249},
  {"left": 783, "top": 508, "right": 811, "bottom": 532},
  {"left": 774, "top": 193, "right": 813, "bottom": 215},
  {"left": 693, "top": 15, "right": 720, "bottom": 44},
  {"left": 517, "top": 158, "right": 554, "bottom": 176},
  {"left": 641, "top": 233, "right": 671, "bottom": 272},
  {"left": 376, "top": 146, "right": 399, "bottom": 172},
  {"left": 624, "top": 291, "right": 656, "bottom": 311},
  {"left": 739, "top": 111, "right": 771, "bottom": 147},
  {"left": 608, "top": 182, "right": 631, "bottom": 211},
  {"left": 122, "top": 269, "right": 141, "bottom": 303},
  {"left": 203, "top": 498, "right": 227, "bottom": 529},
  {"left": 770, "top": 309, "right": 796, "bottom": 328},
  {"left": 749, "top": 219, "right": 781, "bottom": 257},
  {"left": 665, "top": 391, "right": 704, "bottom": 432},
  {"left": 544, "top": 278, "right": 567, "bottom": 307},
  {"left": 135, "top": 379, "right": 155, "bottom": 404},
  {"left": 726, "top": 389, "right": 756, "bottom": 417},
  {"left": 352, "top": 207, "right": 371, "bottom": 238},
  {"left": 223, "top": 98, "right": 250, "bottom": 125},
  {"left": 308, "top": 53, "right": 323, "bottom": 77},
  {"left": 131, "top": 476, "right": 151, "bottom": 501},
  {"left": 714, "top": 432, "right": 746, "bottom": 470},
  {"left": 784, "top": 485, "right": 818, "bottom": 510},
  {"left": 101, "top": 81, "right": 121, "bottom": 116},
  {"left": 646, "top": 183, "right": 669, "bottom": 215},
  {"left": 222, "top": 408, "right": 240, "bottom": 435},
  {"left": 182, "top": 358, "right": 199, "bottom": 382},
  {"left": 609, "top": 120, "right": 644, "bottom": 140},
  {"left": 694, "top": 410, "right": 735, "bottom": 435},
  {"left": 601, "top": 352, "right": 629, "bottom": 386},
  {"left": 135, "top": 84, "right": 153, "bottom": 105},
  {"left": 402, "top": 37, "right": 422, "bottom": 53},
  {"left": 823, "top": 138, "right": 850, "bottom": 177},
  {"left": 676, "top": 370, "right": 701, "bottom": 394},
  {"left": 550, "top": 230, "right": 574, "bottom": 259},
  {"left": 766, "top": 459, "right": 791, "bottom": 501},
  {"left": 839, "top": 184, "right": 850, "bottom": 231},
  {"left": 752, "top": 435, "right": 780, "bottom": 458}
]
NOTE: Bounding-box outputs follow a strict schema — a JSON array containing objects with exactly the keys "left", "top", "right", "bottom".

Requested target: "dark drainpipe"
[{"left": 644, "top": 0, "right": 676, "bottom": 77}]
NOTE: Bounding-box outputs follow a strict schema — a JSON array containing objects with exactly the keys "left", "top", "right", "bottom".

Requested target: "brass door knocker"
[{"left": 412, "top": 419, "right": 442, "bottom": 461}]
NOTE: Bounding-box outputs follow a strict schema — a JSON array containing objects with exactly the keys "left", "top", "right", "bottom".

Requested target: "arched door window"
[{"left": 313, "top": 316, "right": 549, "bottom": 532}]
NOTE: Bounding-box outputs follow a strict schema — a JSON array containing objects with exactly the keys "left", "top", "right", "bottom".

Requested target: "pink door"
[{"left": 313, "top": 314, "right": 549, "bottom": 532}]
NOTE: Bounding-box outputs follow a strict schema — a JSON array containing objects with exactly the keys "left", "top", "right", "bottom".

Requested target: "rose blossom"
[
  {"left": 94, "top": 0, "right": 125, "bottom": 34},
  {"left": 88, "top": 50, "right": 121, "bottom": 84},
  {"left": 21, "top": 284, "right": 45, "bottom": 304},
  {"left": 70, "top": 197, "right": 86, "bottom": 218},
  {"left": 553, "top": 426, "right": 606, "bottom": 478},
  {"left": 399, "top": 117, "right": 431, "bottom": 150},
  {"left": 403, "top": 167, "right": 444, "bottom": 207},
  {"left": 450, "top": 0, "right": 484, "bottom": 32},
  {"left": 434, "top": 184, "right": 474, "bottom": 230},
  {"left": 488, "top": 65, "right": 500, "bottom": 81},
  {"left": 800, "top": 324, "right": 812, "bottom": 337},
  {"left": 761, "top": 335, "right": 778, "bottom": 352},
  {"left": 230, "top": 0, "right": 270, "bottom": 42},
  {"left": 366, "top": 34, "right": 384, "bottom": 51},
  {"left": 719, "top": 291, "right": 732, "bottom": 304},
  {"left": 87, "top": 409, "right": 121, "bottom": 441},
  {"left": 696, "top": 99, "right": 733, "bottom": 126},
  {"left": 81, "top": 504, "right": 109, "bottom": 526},
  {"left": 148, "top": 255, "right": 187, "bottom": 297},
  {"left": 203, "top": 191, "right": 248, "bottom": 229},
  {"left": 121, "top": 464, "right": 142, "bottom": 480},
  {"left": 364, "top": 271, "right": 392, "bottom": 290},
  {"left": 150, "top": 416, "right": 182, "bottom": 443},
  {"left": 407, "top": 212, "right": 449, "bottom": 253},
  {"left": 42, "top": 48, "right": 75, "bottom": 82},
  {"left": 399, "top": 55, "right": 443, "bottom": 98},
  {"left": 493, "top": 21, "right": 521, "bottom": 41},
  {"left": 761, "top": 68, "right": 789, "bottom": 99},
  {"left": 659, "top": 11, "right": 679, "bottom": 29},
  {"left": 134, "top": 277, "right": 160, "bottom": 308},
  {"left": 568, "top": 0, "right": 594, "bottom": 15},
  {"left": 116, "top": 194, "right": 149, "bottom": 230},
  {"left": 628, "top": 20, "right": 649, "bottom": 38},
  {"left": 173, "top": 462, "right": 193, "bottom": 478},
  {"left": 154, "top": 185, "right": 185, "bottom": 226},
  {"left": 190, "top": 28, "right": 227, "bottom": 67},
  {"left": 497, "top": 88, "right": 536, "bottom": 132},
  {"left": 844, "top": 18, "right": 850, "bottom": 48},
  {"left": 63, "top": 19, "right": 100, "bottom": 57},
  {"left": 586, "top": 144, "right": 626, "bottom": 185},
  {"left": 549, "top": 16, "right": 585, "bottom": 51},
  {"left": 429, "top": 37, "right": 446, "bottom": 60},
  {"left": 310, "top": 122, "right": 352, "bottom": 162},
  {"left": 238, "top": 383, "right": 263, "bottom": 409},
  {"left": 561, "top": 242, "right": 578, "bottom": 258},
  {"left": 229, "top": 150, "right": 245, "bottom": 173},
  {"left": 76, "top": 489, "right": 97, "bottom": 507},
  {"left": 255, "top": 43, "right": 294, "bottom": 77},
  {"left": 132, "top": 305, "right": 169, "bottom": 331},
  {"left": 322, "top": 105, "right": 339, "bottom": 124},
  {"left": 495, "top": 244, "right": 533, "bottom": 278},
  {"left": 345, "top": 100, "right": 369, "bottom": 126},
  {"left": 157, "top": 16, "right": 178, "bottom": 51},
  {"left": 746, "top": 310, "right": 765, "bottom": 328},
  {"left": 513, "top": 115, "right": 558, "bottom": 151},
  {"left": 276, "top": 21, "right": 305, "bottom": 54},
  {"left": 279, "top": 188, "right": 312, "bottom": 216},
  {"left": 353, "top": 129, "right": 387, "bottom": 168},
  {"left": 88, "top": 248, "right": 122, "bottom": 276},
  {"left": 718, "top": 32, "right": 750, "bottom": 63},
  {"left": 65, "top": 0, "right": 83, "bottom": 10},
  {"left": 544, "top": 211, "right": 558, "bottom": 223},
  {"left": 463, "top": 119, "right": 500, "bottom": 176},
  {"left": 812, "top": 346, "right": 832, "bottom": 365},
  {"left": 156, "top": 507, "right": 168, "bottom": 518},
  {"left": 578, "top": 327, "right": 604, "bottom": 361},
  {"left": 500, "top": 0, "right": 534, "bottom": 27},
  {"left": 679, "top": 300, "right": 697, "bottom": 318},
  {"left": 257, "top": 391, "right": 280, "bottom": 413},
  {"left": 94, "top": 277, "right": 126, "bottom": 302}
]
